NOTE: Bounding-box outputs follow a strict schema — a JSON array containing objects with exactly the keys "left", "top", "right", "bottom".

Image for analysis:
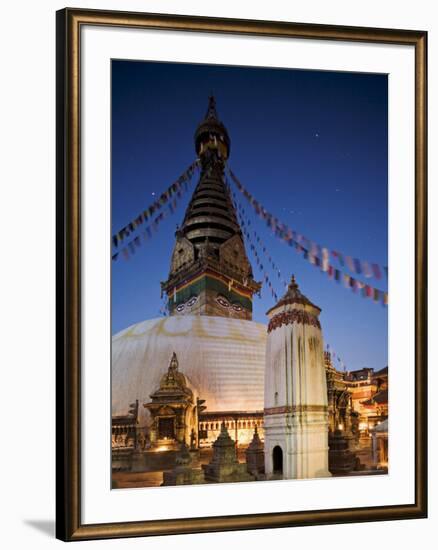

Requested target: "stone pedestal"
[
  {"left": 162, "top": 442, "right": 205, "bottom": 486},
  {"left": 202, "top": 423, "right": 254, "bottom": 483},
  {"left": 130, "top": 450, "right": 147, "bottom": 472},
  {"left": 328, "top": 429, "right": 359, "bottom": 474},
  {"left": 111, "top": 448, "right": 133, "bottom": 472},
  {"left": 246, "top": 427, "right": 265, "bottom": 476}
]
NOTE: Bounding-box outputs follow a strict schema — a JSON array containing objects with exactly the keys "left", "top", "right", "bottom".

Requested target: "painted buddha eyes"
[
  {"left": 216, "top": 294, "right": 243, "bottom": 311},
  {"left": 176, "top": 294, "right": 242, "bottom": 313},
  {"left": 175, "top": 295, "right": 198, "bottom": 312},
  {"left": 216, "top": 295, "right": 230, "bottom": 308},
  {"left": 186, "top": 296, "right": 198, "bottom": 307}
]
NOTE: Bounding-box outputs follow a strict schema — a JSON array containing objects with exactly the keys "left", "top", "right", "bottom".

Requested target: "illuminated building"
[
  {"left": 112, "top": 97, "right": 266, "bottom": 451},
  {"left": 344, "top": 366, "right": 388, "bottom": 433},
  {"left": 323, "top": 353, "right": 388, "bottom": 470}
]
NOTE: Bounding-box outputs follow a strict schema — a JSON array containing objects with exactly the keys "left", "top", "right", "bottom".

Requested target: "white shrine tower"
[{"left": 263, "top": 276, "right": 330, "bottom": 479}]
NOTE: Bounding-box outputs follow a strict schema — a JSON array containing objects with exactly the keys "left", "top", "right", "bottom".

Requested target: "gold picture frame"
[{"left": 56, "top": 7, "right": 427, "bottom": 541}]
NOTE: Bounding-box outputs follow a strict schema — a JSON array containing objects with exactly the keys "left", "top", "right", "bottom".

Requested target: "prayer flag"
[
  {"left": 310, "top": 243, "right": 320, "bottom": 257},
  {"left": 362, "top": 262, "right": 373, "bottom": 278},
  {"left": 353, "top": 258, "right": 362, "bottom": 274},
  {"left": 372, "top": 263, "right": 382, "bottom": 279},
  {"left": 322, "top": 248, "right": 330, "bottom": 272},
  {"left": 346, "top": 256, "right": 355, "bottom": 272}
]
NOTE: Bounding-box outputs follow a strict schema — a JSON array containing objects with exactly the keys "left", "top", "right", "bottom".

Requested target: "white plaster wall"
[
  {"left": 264, "top": 412, "right": 329, "bottom": 478},
  {"left": 265, "top": 312, "right": 327, "bottom": 410},
  {"left": 112, "top": 315, "right": 267, "bottom": 423},
  {"left": 264, "top": 303, "right": 329, "bottom": 478}
]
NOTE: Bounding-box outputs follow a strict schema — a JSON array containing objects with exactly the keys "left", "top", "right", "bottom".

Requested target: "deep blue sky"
[{"left": 112, "top": 60, "right": 388, "bottom": 372}]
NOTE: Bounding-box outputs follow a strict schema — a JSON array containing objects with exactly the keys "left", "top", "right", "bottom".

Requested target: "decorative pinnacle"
[
  {"left": 288, "top": 274, "right": 298, "bottom": 290},
  {"left": 206, "top": 95, "right": 218, "bottom": 119},
  {"left": 169, "top": 352, "right": 179, "bottom": 372}
]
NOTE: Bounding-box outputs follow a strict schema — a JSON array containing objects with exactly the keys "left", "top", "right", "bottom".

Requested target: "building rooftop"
[{"left": 266, "top": 275, "right": 320, "bottom": 315}]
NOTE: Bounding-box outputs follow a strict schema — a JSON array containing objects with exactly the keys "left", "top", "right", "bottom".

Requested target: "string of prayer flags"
[
  {"left": 228, "top": 167, "right": 387, "bottom": 282},
  {"left": 234, "top": 194, "right": 289, "bottom": 292},
  {"left": 233, "top": 186, "right": 388, "bottom": 307},
  {"left": 112, "top": 193, "right": 183, "bottom": 262},
  {"left": 250, "top": 202, "right": 387, "bottom": 307},
  {"left": 112, "top": 160, "right": 199, "bottom": 248},
  {"left": 326, "top": 344, "right": 348, "bottom": 372},
  {"left": 233, "top": 201, "right": 278, "bottom": 301},
  {"left": 235, "top": 200, "right": 279, "bottom": 302}
]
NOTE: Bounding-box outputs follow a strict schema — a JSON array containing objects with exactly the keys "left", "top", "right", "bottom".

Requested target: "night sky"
[{"left": 112, "top": 60, "right": 388, "bottom": 372}]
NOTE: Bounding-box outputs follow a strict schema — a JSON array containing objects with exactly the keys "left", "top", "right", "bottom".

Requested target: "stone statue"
[{"left": 190, "top": 428, "right": 197, "bottom": 450}]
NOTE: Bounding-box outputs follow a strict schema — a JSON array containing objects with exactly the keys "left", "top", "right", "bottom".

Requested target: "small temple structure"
[
  {"left": 324, "top": 351, "right": 388, "bottom": 470},
  {"left": 162, "top": 442, "right": 205, "bottom": 486},
  {"left": 263, "top": 275, "right": 330, "bottom": 479},
  {"left": 202, "top": 423, "right": 254, "bottom": 483},
  {"left": 144, "top": 352, "right": 199, "bottom": 450},
  {"left": 245, "top": 426, "right": 265, "bottom": 477}
]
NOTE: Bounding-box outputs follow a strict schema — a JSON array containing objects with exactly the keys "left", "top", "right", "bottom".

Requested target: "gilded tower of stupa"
[{"left": 161, "top": 96, "right": 261, "bottom": 320}]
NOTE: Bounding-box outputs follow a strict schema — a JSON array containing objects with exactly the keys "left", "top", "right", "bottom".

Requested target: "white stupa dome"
[{"left": 112, "top": 315, "right": 267, "bottom": 426}]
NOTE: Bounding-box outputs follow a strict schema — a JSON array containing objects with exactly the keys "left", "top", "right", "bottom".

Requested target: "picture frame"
[{"left": 56, "top": 7, "right": 427, "bottom": 541}]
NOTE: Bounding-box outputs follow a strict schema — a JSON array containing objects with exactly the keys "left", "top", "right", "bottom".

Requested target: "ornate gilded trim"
[{"left": 267, "top": 309, "right": 321, "bottom": 333}]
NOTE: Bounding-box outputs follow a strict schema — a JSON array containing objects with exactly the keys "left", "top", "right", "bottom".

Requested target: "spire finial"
[
  {"left": 289, "top": 274, "right": 298, "bottom": 290},
  {"left": 169, "top": 352, "right": 178, "bottom": 372},
  {"left": 206, "top": 95, "right": 218, "bottom": 119}
]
